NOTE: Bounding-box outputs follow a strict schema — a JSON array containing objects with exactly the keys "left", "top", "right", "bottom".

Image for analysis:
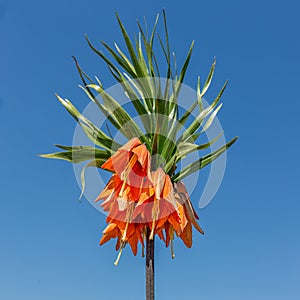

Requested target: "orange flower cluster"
[{"left": 96, "top": 138, "right": 204, "bottom": 264}]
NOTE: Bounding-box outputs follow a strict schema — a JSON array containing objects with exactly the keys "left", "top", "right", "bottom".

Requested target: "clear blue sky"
[{"left": 1, "top": 1, "right": 300, "bottom": 299}]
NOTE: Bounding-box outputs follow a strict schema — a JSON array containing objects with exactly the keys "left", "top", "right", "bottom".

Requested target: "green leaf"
[
  {"left": 40, "top": 145, "right": 111, "bottom": 163},
  {"left": 79, "top": 85, "right": 122, "bottom": 131},
  {"left": 201, "top": 58, "right": 216, "bottom": 97},
  {"left": 179, "top": 80, "right": 228, "bottom": 142},
  {"left": 164, "top": 132, "right": 223, "bottom": 173},
  {"left": 191, "top": 132, "right": 201, "bottom": 141},
  {"left": 135, "top": 33, "right": 151, "bottom": 77},
  {"left": 72, "top": 56, "right": 95, "bottom": 101},
  {"left": 86, "top": 35, "right": 155, "bottom": 129},
  {"left": 56, "top": 94, "right": 117, "bottom": 151},
  {"left": 102, "top": 40, "right": 137, "bottom": 77},
  {"left": 172, "top": 137, "right": 238, "bottom": 182},
  {"left": 175, "top": 41, "right": 194, "bottom": 93},
  {"left": 137, "top": 14, "right": 159, "bottom": 77},
  {"left": 162, "top": 9, "right": 173, "bottom": 87},
  {"left": 116, "top": 13, "right": 147, "bottom": 78},
  {"left": 178, "top": 101, "right": 198, "bottom": 126},
  {"left": 197, "top": 76, "right": 203, "bottom": 111},
  {"left": 87, "top": 84, "right": 150, "bottom": 148},
  {"left": 169, "top": 40, "right": 194, "bottom": 107},
  {"left": 158, "top": 116, "right": 178, "bottom": 163},
  {"left": 85, "top": 38, "right": 155, "bottom": 134},
  {"left": 85, "top": 35, "right": 125, "bottom": 79},
  {"left": 122, "top": 75, "right": 155, "bottom": 134},
  {"left": 157, "top": 33, "right": 172, "bottom": 81},
  {"left": 79, "top": 159, "right": 107, "bottom": 200},
  {"left": 201, "top": 103, "right": 223, "bottom": 133}
]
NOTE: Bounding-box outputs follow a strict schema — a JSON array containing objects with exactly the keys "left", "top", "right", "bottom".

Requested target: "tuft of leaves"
[{"left": 41, "top": 10, "right": 237, "bottom": 188}]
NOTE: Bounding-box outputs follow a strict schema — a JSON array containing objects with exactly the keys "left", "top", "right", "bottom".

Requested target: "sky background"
[{"left": 1, "top": 0, "right": 300, "bottom": 299}]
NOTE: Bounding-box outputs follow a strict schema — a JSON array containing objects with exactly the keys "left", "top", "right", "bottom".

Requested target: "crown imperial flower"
[
  {"left": 41, "top": 10, "right": 237, "bottom": 299},
  {"left": 96, "top": 138, "right": 204, "bottom": 264}
]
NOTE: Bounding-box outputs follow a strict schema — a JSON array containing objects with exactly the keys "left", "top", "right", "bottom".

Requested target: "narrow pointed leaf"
[
  {"left": 56, "top": 94, "right": 117, "bottom": 151},
  {"left": 197, "top": 76, "right": 203, "bottom": 111},
  {"left": 201, "top": 103, "right": 223, "bottom": 133},
  {"left": 164, "top": 132, "right": 223, "bottom": 173},
  {"left": 40, "top": 146, "right": 111, "bottom": 164},
  {"left": 79, "top": 159, "right": 107, "bottom": 200},
  {"left": 201, "top": 58, "right": 216, "bottom": 97},
  {"left": 172, "top": 137, "right": 238, "bottom": 182},
  {"left": 179, "top": 80, "right": 228, "bottom": 142},
  {"left": 87, "top": 84, "right": 150, "bottom": 148},
  {"left": 116, "top": 13, "right": 147, "bottom": 78}
]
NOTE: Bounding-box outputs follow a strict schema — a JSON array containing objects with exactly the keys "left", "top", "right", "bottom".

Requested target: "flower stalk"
[{"left": 146, "top": 228, "right": 155, "bottom": 300}]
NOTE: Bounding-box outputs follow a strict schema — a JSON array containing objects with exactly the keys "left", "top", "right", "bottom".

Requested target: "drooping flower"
[
  {"left": 132, "top": 168, "right": 205, "bottom": 255},
  {"left": 174, "top": 181, "right": 204, "bottom": 248},
  {"left": 95, "top": 138, "right": 151, "bottom": 263},
  {"left": 96, "top": 138, "right": 204, "bottom": 263}
]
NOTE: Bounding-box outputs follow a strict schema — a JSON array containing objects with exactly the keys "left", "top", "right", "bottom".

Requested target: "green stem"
[{"left": 146, "top": 229, "right": 155, "bottom": 300}]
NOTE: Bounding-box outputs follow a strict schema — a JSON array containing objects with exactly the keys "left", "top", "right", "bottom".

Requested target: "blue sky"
[{"left": 1, "top": 0, "right": 300, "bottom": 299}]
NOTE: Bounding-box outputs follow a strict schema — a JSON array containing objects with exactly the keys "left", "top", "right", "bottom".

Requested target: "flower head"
[{"left": 96, "top": 138, "right": 204, "bottom": 263}]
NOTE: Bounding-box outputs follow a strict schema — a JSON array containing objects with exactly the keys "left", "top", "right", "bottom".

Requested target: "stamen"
[
  {"left": 149, "top": 200, "right": 159, "bottom": 240},
  {"left": 170, "top": 226, "right": 175, "bottom": 259},
  {"left": 121, "top": 202, "right": 134, "bottom": 241},
  {"left": 127, "top": 154, "right": 138, "bottom": 170},
  {"left": 171, "top": 239, "right": 175, "bottom": 259},
  {"left": 119, "top": 181, "right": 126, "bottom": 197},
  {"left": 149, "top": 219, "right": 156, "bottom": 240},
  {"left": 122, "top": 225, "right": 129, "bottom": 241},
  {"left": 121, "top": 154, "right": 138, "bottom": 184},
  {"left": 114, "top": 242, "right": 125, "bottom": 266}
]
